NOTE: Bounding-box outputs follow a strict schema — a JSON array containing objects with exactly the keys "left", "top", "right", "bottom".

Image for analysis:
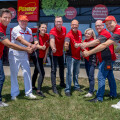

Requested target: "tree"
[{"left": 42, "top": 0, "right": 68, "bottom": 16}]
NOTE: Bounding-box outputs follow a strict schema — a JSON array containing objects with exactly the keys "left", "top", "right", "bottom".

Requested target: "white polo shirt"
[{"left": 9, "top": 25, "right": 32, "bottom": 59}]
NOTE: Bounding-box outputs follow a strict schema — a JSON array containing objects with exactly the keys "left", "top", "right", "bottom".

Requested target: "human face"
[
  {"left": 105, "top": 20, "right": 117, "bottom": 32},
  {"left": 95, "top": 20, "right": 104, "bottom": 33},
  {"left": 18, "top": 20, "right": 28, "bottom": 31},
  {"left": 71, "top": 20, "right": 79, "bottom": 33},
  {"left": 55, "top": 17, "right": 63, "bottom": 30},
  {"left": 39, "top": 24, "right": 47, "bottom": 35},
  {"left": 85, "top": 30, "right": 93, "bottom": 40},
  {"left": 0, "top": 12, "right": 11, "bottom": 26}
]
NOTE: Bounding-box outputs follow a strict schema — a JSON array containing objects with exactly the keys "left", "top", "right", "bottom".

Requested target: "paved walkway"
[{"left": 3, "top": 66, "right": 120, "bottom": 80}]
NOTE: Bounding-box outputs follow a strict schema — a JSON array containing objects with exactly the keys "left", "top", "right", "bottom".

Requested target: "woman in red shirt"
[
  {"left": 32, "top": 23, "right": 49, "bottom": 97},
  {"left": 84, "top": 28, "right": 97, "bottom": 97}
]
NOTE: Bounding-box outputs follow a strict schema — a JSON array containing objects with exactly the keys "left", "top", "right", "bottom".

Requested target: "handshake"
[{"left": 26, "top": 43, "right": 46, "bottom": 54}]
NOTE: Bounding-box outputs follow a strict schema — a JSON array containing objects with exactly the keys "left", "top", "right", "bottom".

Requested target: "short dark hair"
[
  {"left": 55, "top": 16, "right": 63, "bottom": 20},
  {"left": 0, "top": 8, "right": 12, "bottom": 17}
]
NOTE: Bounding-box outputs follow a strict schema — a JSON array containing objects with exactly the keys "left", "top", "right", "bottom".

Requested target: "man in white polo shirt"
[{"left": 9, "top": 15, "right": 36, "bottom": 100}]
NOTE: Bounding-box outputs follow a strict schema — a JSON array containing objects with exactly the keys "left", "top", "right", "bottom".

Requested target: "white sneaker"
[
  {"left": 84, "top": 93, "right": 93, "bottom": 97},
  {"left": 26, "top": 93, "right": 36, "bottom": 99},
  {"left": 11, "top": 96, "right": 17, "bottom": 101},
  {"left": 0, "top": 102, "right": 9, "bottom": 107},
  {"left": 111, "top": 101, "right": 120, "bottom": 109}
]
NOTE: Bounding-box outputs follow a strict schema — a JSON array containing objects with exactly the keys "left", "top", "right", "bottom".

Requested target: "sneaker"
[
  {"left": 111, "top": 101, "right": 120, "bottom": 109},
  {"left": 37, "top": 91, "right": 46, "bottom": 97},
  {"left": 11, "top": 96, "right": 17, "bottom": 101},
  {"left": 89, "top": 97, "right": 102, "bottom": 103},
  {"left": 52, "top": 87, "right": 58, "bottom": 94},
  {"left": 65, "top": 92, "right": 71, "bottom": 97},
  {"left": 84, "top": 93, "right": 93, "bottom": 97},
  {"left": 26, "top": 93, "right": 37, "bottom": 99},
  {"left": 0, "top": 102, "right": 8, "bottom": 107},
  {"left": 75, "top": 88, "right": 83, "bottom": 92}
]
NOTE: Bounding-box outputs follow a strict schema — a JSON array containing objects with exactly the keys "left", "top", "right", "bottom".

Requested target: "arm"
[
  {"left": 1, "top": 38, "right": 33, "bottom": 53},
  {"left": 50, "top": 35, "right": 56, "bottom": 53},
  {"left": 43, "top": 47, "right": 49, "bottom": 63},
  {"left": 16, "top": 36, "right": 31, "bottom": 47},
  {"left": 34, "top": 41, "right": 46, "bottom": 50},
  {"left": 83, "top": 39, "right": 114, "bottom": 57}
]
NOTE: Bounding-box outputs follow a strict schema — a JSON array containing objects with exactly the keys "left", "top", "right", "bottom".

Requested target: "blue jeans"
[
  {"left": 0, "top": 59, "right": 5, "bottom": 102},
  {"left": 65, "top": 56, "right": 80, "bottom": 93},
  {"left": 97, "top": 61, "right": 117, "bottom": 101},
  {"left": 85, "top": 59, "right": 95, "bottom": 94}
]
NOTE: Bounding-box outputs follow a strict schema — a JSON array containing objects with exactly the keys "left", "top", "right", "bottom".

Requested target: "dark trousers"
[
  {"left": 51, "top": 55, "right": 65, "bottom": 88},
  {"left": 0, "top": 59, "right": 5, "bottom": 101},
  {"left": 85, "top": 59, "right": 95, "bottom": 94},
  {"left": 31, "top": 55, "right": 45, "bottom": 90},
  {"left": 31, "top": 55, "right": 38, "bottom": 87}
]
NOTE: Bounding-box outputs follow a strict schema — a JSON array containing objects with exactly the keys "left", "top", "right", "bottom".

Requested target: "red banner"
[{"left": 17, "top": 0, "right": 39, "bottom": 21}]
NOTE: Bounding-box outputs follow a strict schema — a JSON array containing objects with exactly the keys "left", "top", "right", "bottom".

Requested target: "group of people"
[{"left": 0, "top": 8, "right": 120, "bottom": 110}]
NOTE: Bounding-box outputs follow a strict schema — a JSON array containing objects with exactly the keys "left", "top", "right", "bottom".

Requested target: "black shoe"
[
  {"left": 89, "top": 97, "right": 101, "bottom": 103},
  {"left": 37, "top": 91, "right": 46, "bottom": 97},
  {"left": 52, "top": 87, "right": 58, "bottom": 94},
  {"left": 65, "top": 92, "right": 71, "bottom": 97},
  {"left": 32, "top": 87, "right": 37, "bottom": 91},
  {"left": 75, "top": 88, "right": 83, "bottom": 92},
  {"left": 60, "top": 83, "right": 66, "bottom": 88}
]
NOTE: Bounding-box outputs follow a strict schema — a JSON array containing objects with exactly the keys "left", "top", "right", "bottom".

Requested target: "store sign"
[
  {"left": 92, "top": 4, "right": 108, "bottom": 20},
  {"left": 8, "top": 7, "right": 16, "bottom": 19},
  {"left": 17, "top": 0, "right": 39, "bottom": 21},
  {"left": 65, "top": 7, "right": 77, "bottom": 19}
]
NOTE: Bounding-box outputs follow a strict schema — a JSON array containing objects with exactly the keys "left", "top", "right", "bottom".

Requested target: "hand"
[
  {"left": 64, "top": 42, "right": 69, "bottom": 51},
  {"left": 26, "top": 47, "right": 33, "bottom": 54},
  {"left": 52, "top": 48, "right": 56, "bottom": 53},
  {"left": 74, "top": 43, "right": 80, "bottom": 48},
  {"left": 31, "top": 44, "right": 37, "bottom": 51},
  {"left": 43, "top": 57, "right": 47, "bottom": 63},
  {"left": 42, "top": 45, "right": 46, "bottom": 50},
  {"left": 80, "top": 43, "right": 87, "bottom": 49},
  {"left": 82, "top": 49, "right": 90, "bottom": 57}
]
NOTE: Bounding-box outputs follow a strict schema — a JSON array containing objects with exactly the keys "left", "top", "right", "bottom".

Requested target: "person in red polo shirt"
[
  {"left": 50, "top": 16, "right": 66, "bottom": 94},
  {"left": 75, "top": 20, "right": 117, "bottom": 102},
  {"left": 81, "top": 16, "right": 120, "bottom": 108},
  {"left": 64, "top": 20, "right": 82, "bottom": 96},
  {"left": 32, "top": 23, "right": 49, "bottom": 97},
  {"left": 0, "top": 8, "right": 33, "bottom": 107}
]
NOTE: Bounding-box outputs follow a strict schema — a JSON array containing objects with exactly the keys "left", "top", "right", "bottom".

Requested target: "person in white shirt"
[{"left": 9, "top": 15, "right": 36, "bottom": 100}]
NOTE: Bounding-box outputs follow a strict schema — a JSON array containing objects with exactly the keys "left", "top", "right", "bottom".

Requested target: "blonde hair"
[{"left": 84, "top": 28, "right": 96, "bottom": 39}]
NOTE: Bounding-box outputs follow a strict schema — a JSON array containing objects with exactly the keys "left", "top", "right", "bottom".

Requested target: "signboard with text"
[
  {"left": 17, "top": 0, "right": 39, "bottom": 21},
  {"left": 65, "top": 7, "right": 77, "bottom": 19},
  {"left": 92, "top": 4, "right": 108, "bottom": 20}
]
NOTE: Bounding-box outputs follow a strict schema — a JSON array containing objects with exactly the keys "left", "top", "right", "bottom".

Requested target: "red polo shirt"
[
  {"left": 49, "top": 26, "right": 66, "bottom": 56},
  {"left": 97, "top": 29, "right": 116, "bottom": 62},
  {"left": 0, "top": 23, "right": 7, "bottom": 59},
  {"left": 110, "top": 24, "right": 120, "bottom": 43},
  {"left": 34, "top": 33, "right": 49, "bottom": 58},
  {"left": 65, "top": 30, "right": 82, "bottom": 60},
  {"left": 84, "top": 37, "right": 94, "bottom": 61}
]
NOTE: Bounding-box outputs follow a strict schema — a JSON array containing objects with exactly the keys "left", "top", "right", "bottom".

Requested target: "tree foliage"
[{"left": 42, "top": 0, "right": 68, "bottom": 16}]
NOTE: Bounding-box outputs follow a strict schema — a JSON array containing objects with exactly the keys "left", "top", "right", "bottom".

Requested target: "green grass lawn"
[{"left": 1, "top": 76, "right": 120, "bottom": 120}]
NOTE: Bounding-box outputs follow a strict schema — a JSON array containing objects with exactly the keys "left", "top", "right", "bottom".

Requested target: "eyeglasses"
[{"left": 95, "top": 25, "right": 103, "bottom": 27}]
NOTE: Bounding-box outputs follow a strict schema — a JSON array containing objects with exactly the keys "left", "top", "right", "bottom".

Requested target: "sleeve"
[
  {"left": 0, "top": 32, "right": 8, "bottom": 42},
  {"left": 50, "top": 34, "right": 55, "bottom": 39},
  {"left": 110, "top": 34, "right": 120, "bottom": 43},
  {"left": 11, "top": 28, "right": 22, "bottom": 39},
  {"left": 65, "top": 37, "right": 70, "bottom": 43},
  {"left": 97, "top": 35, "right": 107, "bottom": 43}
]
